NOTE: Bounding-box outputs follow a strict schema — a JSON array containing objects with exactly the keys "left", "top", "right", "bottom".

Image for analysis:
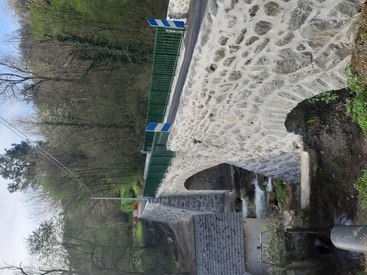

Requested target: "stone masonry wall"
[
  {"left": 150, "top": 192, "right": 235, "bottom": 213},
  {"left": 167, "top": 0, "right": 190, "bottom": 20},
  {"left": 142, "top": 203, "right": 202, "bottom": 224},
  {"left": 157, "top": 0, "right": 363, "bottom": 196},
  {"left": 193, "top": 213, "right": 245, "bottom": 275}
]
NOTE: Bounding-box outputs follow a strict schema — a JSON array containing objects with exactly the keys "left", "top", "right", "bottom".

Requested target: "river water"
[{"left": 240, "top": 175, "right": 273, "bottom": 219}]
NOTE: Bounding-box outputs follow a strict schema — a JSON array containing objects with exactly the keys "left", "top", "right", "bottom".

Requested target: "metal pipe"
[{"left": 331, "top": 225, "right": 367, "bottom": 253}]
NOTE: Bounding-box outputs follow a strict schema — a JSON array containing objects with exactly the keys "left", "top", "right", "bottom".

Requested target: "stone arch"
[{"left": 184, "top": 163, "right": 234, "bottom": 191}]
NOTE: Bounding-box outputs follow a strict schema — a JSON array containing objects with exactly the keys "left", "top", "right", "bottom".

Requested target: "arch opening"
[
  {"left": 184, "top": 163, "right": 285, "bottom": 218},
  {"left": 285, "top": 88, "right": 346, "bottom": 137},
  {"left": 184, "top": 163, "right": 234, "bottom": 191}
]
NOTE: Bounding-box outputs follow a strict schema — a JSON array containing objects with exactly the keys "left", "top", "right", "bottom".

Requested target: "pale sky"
[
  {"left": 0, "top": 1, "right": 39, "bottom": 273},
  {"left": 0, "top": 104, "right": 38, "bottom": 273}
]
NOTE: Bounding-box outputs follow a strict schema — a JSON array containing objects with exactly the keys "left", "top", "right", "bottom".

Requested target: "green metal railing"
[
  {"left": 143, "top": 27, "right": 185, "bottom": 152},
  {"left": 143, "top": 132, "right": 175, "bottom": 196}
]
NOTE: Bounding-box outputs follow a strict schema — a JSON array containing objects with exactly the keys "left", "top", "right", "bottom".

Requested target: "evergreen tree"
[{"left": 0, "top": 141, "right": 38, "bottom": 192}]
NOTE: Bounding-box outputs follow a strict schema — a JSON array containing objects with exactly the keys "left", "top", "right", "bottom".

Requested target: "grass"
[
  {"left": 120, "top": 175, "right": 142, "bottom": 214},
  {"left": 349, "top": 10, "right": 367, "bottom": 134},
  {"left": 355, "top": 170, "right": 367, "bottom": 210},
  {"left": 348, "top": 15, "right": 367, "bottom": 210},
  {"left": 263, "top": 181, "right": 294, "bottom": 274},
  {"left": 262, "top": 216, "right": 294, "bottom": 275},
  {"left": 134, "top": 221, "right": 144, "bottom": 243},
  {"left": 346, "top": 67, "right": 367, "bottom": 133}
]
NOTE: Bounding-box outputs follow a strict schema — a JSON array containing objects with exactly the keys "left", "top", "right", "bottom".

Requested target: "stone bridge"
[{"left": 157, "top": 0, "right": 363, "bottom": 196}]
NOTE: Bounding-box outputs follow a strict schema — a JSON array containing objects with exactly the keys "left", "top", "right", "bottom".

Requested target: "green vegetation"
[
  {"left": 306, "top": 91, "right": 339, "bottom": 105},
  {"left": 262, "top": 181, "right": 294, "bottom": 273},
  {"left": 306, "top": 116, "right": 321, "bottom": 125},
  {"left": 356, "top": 269, "right": 367, "bottom": 275},
  {"left": 360, "top": 31, "right": 367, "bottom": 42},
  {"left": 346, "top": 68, "right": 367, "bottom": 209},
  {"left": 360, "top": 21, "right": 367, "bottom": 42},
  {"left": 331, "top": 159, "right": 343, "bottom": 173},
  {"left": 274, "top": 180, "right": 289, "bottom": 210},
  {"left": 355, "top": 170, "right": 367, "bottom": 210},
  {"left": 120, "top": 176, "right": 141, "bottom": 214},
  {"left": 262, "top": 216, "right": 294, "bottom": 275},
  {"left": 134, "top": 222, "right": 144, "bottom": 245},
  {"left": 346, "top": 67, "right": 367, "bottom": 133}
]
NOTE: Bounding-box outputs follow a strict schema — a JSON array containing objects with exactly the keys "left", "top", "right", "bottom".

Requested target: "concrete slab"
[
  {"left": 243, "top": 219, "right": 270, "bottom": 275},
  {"left": 300, "top": 152, "right": 310, "bottom": 209}
]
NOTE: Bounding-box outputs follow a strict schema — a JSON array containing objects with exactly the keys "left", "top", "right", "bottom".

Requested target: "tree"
[
  {"left": 27, "top": 218, "right": 66, "bottom": 260},
  {"left": 0, "top": 262, "right": 74, "bottom": 275},
  {"left": 0, "top": 53, "right": 77, "bottom": 99},
  {"left": 6, "top": 0, "right": 34, "bottom": 22},
  {"left": 0, "top": 141, "right": 38, "bottom": 192},
  {"left": 0, "top": 262, "right": 145, "bottom": 275},
  {"left": 26, "top": 213, "right": 137, "bottom": 274}
]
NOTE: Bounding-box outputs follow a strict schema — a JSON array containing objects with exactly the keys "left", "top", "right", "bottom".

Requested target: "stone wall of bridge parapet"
[{"left": 157, "top": 0, "right": 363, "bottom": 196}]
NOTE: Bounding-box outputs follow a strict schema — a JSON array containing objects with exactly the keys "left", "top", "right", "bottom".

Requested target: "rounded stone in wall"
[
  {"left": 250, "top": 105, "right": 260, "bottom": 114},
  {"left": 254, "top": 21, "right": 272, "bottom": 36},
  {"left": 254, "top": 38, "right": 270, "bottom": 54},
  {"left": 223, "top": 56, "right": 236, "bottom": 67},
  {"left": 264, "top": 1, "right": 281, "bottom": 16},
  {"left": 249, "top": 70, "right": 270, "bottom": 83},
  {"left": 256, "top": 56, "right": 271, "bottom": 65},
  {"left": 229, "top": 70, "right": 243, "bottom": 81},
  {"left": 214, "top": 48, "right": 226, "bottom": 62},
  {"left": 219, "top": 70, "right": 228, "bottom": 77},
  {"left": 310, "top": 19, "right": 338, "bottom": 31},
  {"left": 314, "top": 43, "right": 350, "bottom": 71},
  {"left": 201, "top": 34, "right": 209, "bottom": 47},
  {"left": 218, "top": 36, "right": 229, "bottom": 46},
  {"left": 229, "top": 44, "right": 241, "bottom": 53},
  {"left": 275, "top": 32, "right": 295, "bottom": 47},
  {"left": 274, "top": 49, "right": 312, "bottom": 74},
  {"left": 235, "top": 28, "right": 247, "bottom": 45},
  {"left": 206, "top": 63, "right": 218, "bottom": 73},
  {"left": 245, "top": 36, "right": 259, "bottom": 46},
  {"left": 227, "top": 15, "right": 238, "bottom": 28},
  {"left": 288, "top": 1, "right": 312, "bottom": 31},
  {"left": 328, "top": 1, "right": 362, "bottom": 17},
  {"left": 296, "top": 44, "right": 306, "bottom": 51},
  {"left": 249, "top": 5, "right": 260, "bottom": 17}
]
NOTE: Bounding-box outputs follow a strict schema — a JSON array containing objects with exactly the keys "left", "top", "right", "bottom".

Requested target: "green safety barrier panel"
[
  {"left": 143, "top": 27, "right": 185, "bottom": 151},
  {"left": 143, "top": 132, "right": 175, "bottom": 196}
]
